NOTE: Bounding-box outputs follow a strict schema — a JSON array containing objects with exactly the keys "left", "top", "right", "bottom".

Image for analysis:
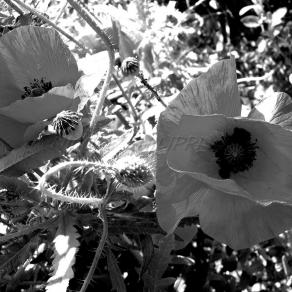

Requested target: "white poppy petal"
[
  {"left": 161, "top": 57, "right": 241, "bottom": 125},
  {"left": 0, "top": 114, "right": 29, "bottom": 148},
  {"left": 0, "top": 26, "right": 81, "bottom": 106},
  {"left": 167, "top": 114, "right": 292, "bottom": 204},
  {"left": 249, "top": 92, "right": 292, "bottom": 129},
  {"left": 197, "top": 189, "right": 292, "bottom": 250},
  {"left": 0, "top": 84, "right": 78, "bottom": 124}
]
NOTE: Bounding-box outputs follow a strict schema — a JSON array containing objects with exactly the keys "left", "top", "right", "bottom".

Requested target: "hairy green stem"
[
  {"left": 80, "top": 207, "right": 108, "bottom": 292},
  {"left": 112, "top": 74, "right": 139, "bottom": 120},
  {"left": 38, "top": 160, "right": 116, "bottom": 206},
  {"left": 137, "top": 72, "right": 167, "bottom": 107},
  {"left": 80, "top": 180, "right": 113, "bottom": 292},
  {"left": 67, "top": 0, "right": 115, "bottom": 134}
]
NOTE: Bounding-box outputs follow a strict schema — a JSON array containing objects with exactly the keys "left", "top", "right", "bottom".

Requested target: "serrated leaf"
[
  {"left": 0, "top": 135, "right": 77, "bottom": 176},
  {"left": 143, "top": 234, "right": 174, "bottom": 292},
  {"left": 156, "top": 277, "right": 176, "bottom": 288},
  {"left": 241, "top": 15, "right": 261, "bottom": 28},
  {"left": 107, "top": 249, "right": 127, "bottom": 292},
  {"left": 0, "top": 235, "right": 39, "bottom": 276},
  {"left": 140, "top": 234, "right": 154, "bottom": 278},
  {"left": 46, "top": 213, "right": 80, "bottom": 292},
  {"left": 101, "top": 130, "right": 133, "bottom": 162}
]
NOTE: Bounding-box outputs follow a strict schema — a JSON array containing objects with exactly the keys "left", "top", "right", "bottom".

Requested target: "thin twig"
[
  {"left": 11, "top": 0, "right": 87, "bottom": 51},
  {"left": 237, "top": 71, "right": 273, "bottom": 83},
  {"left": 112, "top": 74, "right": 139, "bottom": 121},
  {"left": 67, "top": 0, "right": 115, "bottom": 134},
  {"left": 137, "top": 72, "right": 167, "bottom": 107},
  {"left": 2, "top": 0, "right": 23, "bottom": 15},
  {"left": 55, "top": 0, "right": 68, "bottom": 24}
]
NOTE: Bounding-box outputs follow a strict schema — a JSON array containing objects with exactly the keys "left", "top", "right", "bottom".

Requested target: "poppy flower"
[
  {"left": 156, "top": 57, "right": 292, "bottom": 250},
  {"left": 0, "top": 25, "right": 82, "bottom": 151}
]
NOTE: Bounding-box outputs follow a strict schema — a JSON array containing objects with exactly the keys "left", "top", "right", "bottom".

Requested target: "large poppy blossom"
[
  {"left": 156, "top": 57, "right": 292, "bottom": 250},
  {"left": 0, "top": 25, "right": 82, "bottom": 151}
]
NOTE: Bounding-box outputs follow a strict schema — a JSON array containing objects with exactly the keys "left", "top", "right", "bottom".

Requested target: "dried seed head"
[
  {"left": 121, "top": 57, "right": 140, "bottom": 77},
  {"left": 52, "top": 110, "right": 83, "bottom": 140}
]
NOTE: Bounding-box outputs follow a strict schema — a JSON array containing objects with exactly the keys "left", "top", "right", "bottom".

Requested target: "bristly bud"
[
  {"left": 121, "top": 57, "right": 140, "bottom": 77},
  {"left": 114, "top": 155, "right": 154, "bottom": 197},
  {"left": 52, "top": 110, "right": 83, "bottom": 140}
]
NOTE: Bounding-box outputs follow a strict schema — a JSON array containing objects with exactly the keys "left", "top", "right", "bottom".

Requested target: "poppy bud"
[
  {"left": 52, "top": 110, "right": 83, "bottom": 140},
  {"left": 114, "top": 156, "right": 154, "bottom": 196},
  {"left": 121, "top": 57, "right": 140, "bottom": 77}
]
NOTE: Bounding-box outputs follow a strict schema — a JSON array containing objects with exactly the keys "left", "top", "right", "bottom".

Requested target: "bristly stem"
[
  {"left": 79, "top": 180, "right": 113, "bottom": 292},
  {"left": 137, "top": 72, "right": 167, "bottom": 107},
  {"left": 11, "top": 0, "right": 87, "bottom": 51},
  {"left": 38, "top": 160, "right": 116, "bottom": 207},
  {"left": 113, "top": 74, "right": 139, "bottom": 121},
  {"left": 67, "top": 0, "right": 115, "bottom": 135}
]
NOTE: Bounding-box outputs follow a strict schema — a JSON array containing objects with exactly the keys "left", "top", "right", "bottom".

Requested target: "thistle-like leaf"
[
  {"left": 107, "top": 249, "right": 127, "bottom": 292},
  {"left": 0, "top": 235, "right": 39, "bottom": 276},
  {"left": 46, "top": 213, "right": 80, "bottom": 292},
  {"left": 142, "top": 234, "right": 174, "bottom": 292},
  {"left": 0, "top": 135, "right": 77, "bottom": 177}
]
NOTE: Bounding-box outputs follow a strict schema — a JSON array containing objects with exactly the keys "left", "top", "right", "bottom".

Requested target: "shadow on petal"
[
  {"left": 0, "top": 84, "right": 78, "bottom": 123},
  {"left": 197, "top": 189, "right": 292, "bottom": 250},
  {"left": 0, "top": 114, "right": 29, "bottom": 148},
  {"left": 249, "top": 92, "right": 292, "bottom": 129}
]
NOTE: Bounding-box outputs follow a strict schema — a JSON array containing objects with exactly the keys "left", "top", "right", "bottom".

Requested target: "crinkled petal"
[
  {"left": 156, "top": 58, "right": 241, "bottom": 236},
  {"left": 0, "top": 84, "right": 79, "bottom": 123},
  {"left": 167, "top": 114, "right": 292, "bottom": 204},
  {"left": 196, "top": 189, "right": 292, "bottom": 250},
  {"left": 248, "top": 92, "right": 292, "bottom": 129},
  {"left": 156, "top": 144, "right": 206, "bottom": 233},
  {"left": 161, "top": 57, "right": 241, "bottom": 125},
  {"left": 0, "top": 26, "right": 81, "bottom": 106},
  {"left": 0, "top": 114, "right": 29, "bottom": 148}
]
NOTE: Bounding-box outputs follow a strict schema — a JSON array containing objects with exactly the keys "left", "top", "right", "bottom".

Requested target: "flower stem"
[
  {"left": 113, "top": 74, "right": 139, "bottom": 121},
  {"left": 137, "top": 72, "right": 167, "bottom": 107},
  {"left": 79, "top": 180, "right": 113, "bottom": 292},
  {"left": 11, "top": 0, "right": 87, "bottom": 51},
  {"left": 38, "top": 160, "right": 116, "bottom": 207},
  {"left": 67, "top": 0, "right": 115, "bottom": 134},
  {"left": 80, "top": 207, "right": 108, "bottom": 292}
]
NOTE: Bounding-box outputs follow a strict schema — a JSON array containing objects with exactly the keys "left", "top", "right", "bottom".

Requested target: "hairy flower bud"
[
  {"left": 52, "top": 110, "right": 83, "bottom": 140},
  {"left": 114, "top": 155, "right": 154, "bottom": 197},
  {"left": 121, "top": 57, "right": 140, "bottom": 77}
]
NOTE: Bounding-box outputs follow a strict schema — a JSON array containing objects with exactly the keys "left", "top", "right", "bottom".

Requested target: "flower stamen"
[
  {"left": 21, "top": 78, "right": 52, "bottom": 99},
  {"left": 210, "top": 127, "right": 258, "bottom": 179}
]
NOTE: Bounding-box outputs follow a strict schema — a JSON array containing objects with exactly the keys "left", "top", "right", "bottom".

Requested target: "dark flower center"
[
  {"left": 22, "top": 78, "right": 52, "bottom": 99},
  {"left": 210, "top": 127, "right": 258, "bottom": 179}
]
